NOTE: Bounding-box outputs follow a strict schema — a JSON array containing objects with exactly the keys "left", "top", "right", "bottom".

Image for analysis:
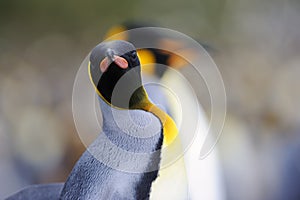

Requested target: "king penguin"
[{"left": 5, "top": 40, "right": 185, "bottom": 200}]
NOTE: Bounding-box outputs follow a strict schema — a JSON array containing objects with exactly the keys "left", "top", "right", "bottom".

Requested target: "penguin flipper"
[{"left": 5, "top": 183, "right": 64, "bottom": 200}]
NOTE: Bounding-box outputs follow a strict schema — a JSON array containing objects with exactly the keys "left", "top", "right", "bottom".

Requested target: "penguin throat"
[{"left": 97, "top": 66, "right": 144, "bottom": 109}]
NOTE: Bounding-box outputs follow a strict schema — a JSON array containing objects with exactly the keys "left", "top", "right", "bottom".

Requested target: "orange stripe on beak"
[{"left": 114, "top": 56, "right": 128, "bottom": 69}]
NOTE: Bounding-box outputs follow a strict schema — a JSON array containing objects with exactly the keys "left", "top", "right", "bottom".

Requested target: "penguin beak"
[
  {"left": 100, "top": 49, "right": 129, "bottom": 73},
  {"left": 106, "top": 48, "right": 115, "bottom": 63}
]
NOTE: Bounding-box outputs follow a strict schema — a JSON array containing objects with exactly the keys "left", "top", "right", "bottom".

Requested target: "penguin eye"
[{"left": 130, "top": 51, "right": 137, "bottom": 60}]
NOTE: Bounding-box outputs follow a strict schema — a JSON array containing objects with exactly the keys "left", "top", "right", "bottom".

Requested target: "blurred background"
[{"left": 0, "top": 0, "right": 300, "bottom": 199}]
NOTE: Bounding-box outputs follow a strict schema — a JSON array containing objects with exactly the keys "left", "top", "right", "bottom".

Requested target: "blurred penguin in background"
[{"left": 104, "top": 21, "right": 225, "bottom": 200}]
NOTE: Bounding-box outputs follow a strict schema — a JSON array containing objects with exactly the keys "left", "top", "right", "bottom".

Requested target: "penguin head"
[{"left": 89, "top": 40, "right": 147, "bottom": 109}]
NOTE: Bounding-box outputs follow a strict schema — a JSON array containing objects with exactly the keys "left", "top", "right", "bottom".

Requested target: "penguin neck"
[
  {"left": 96, "top": 95, "right": 164, "bottom": 199},
  {"left": 98, "top": 85, "right": 178, "bottom": 147},
  {"left": 97, "top": 95, "right": 164, "bottom": 154}
]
